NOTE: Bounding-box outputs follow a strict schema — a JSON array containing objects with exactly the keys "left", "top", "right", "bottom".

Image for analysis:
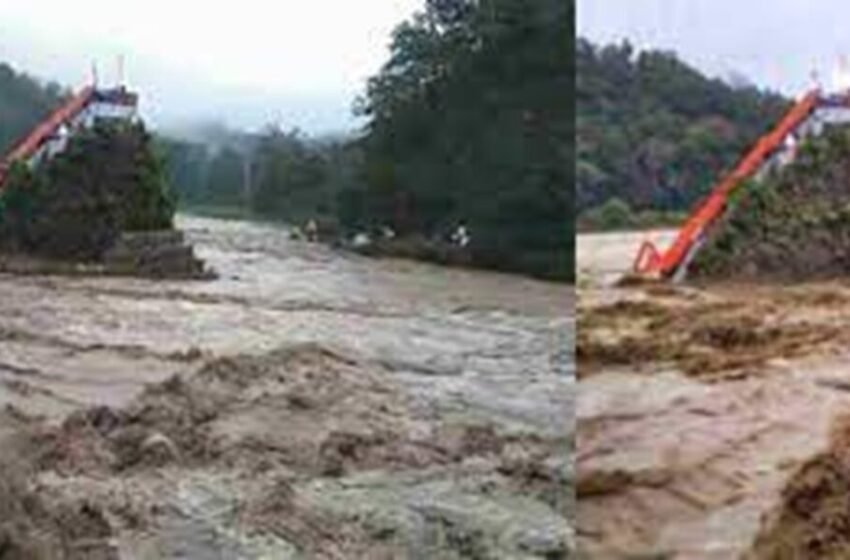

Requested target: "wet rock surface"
[
  {"left": 0, "top": 215, "right": 572, "bottom": 559},
  {"left": 0, "top": 229, "right": 210, "bottom": 280},
  {"left": 102, "top": 230, "right": 210, "bottom": 279}
]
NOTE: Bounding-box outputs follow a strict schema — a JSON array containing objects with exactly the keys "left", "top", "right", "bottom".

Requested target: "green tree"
[
  {"left": 206, "top": 147, "right": 245, "bottom": 206},
  {"left": 157, "top": 137, "right": 210, "bottom": 205},
  {"left": 345, "top": 0, "right": 572, "bottom": 280},
  {"left": 579, "top": 198, "right": 636, "bottom": 230},
  {"left": 250, "top": 127, "right": 330, "bottom": 222}
]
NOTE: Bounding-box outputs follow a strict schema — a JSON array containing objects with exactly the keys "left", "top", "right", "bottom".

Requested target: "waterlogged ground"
[
  {"left": 577, "top": 231, "right": 850, "bottom": 559},
  {"left": 0, "top": 215, "right": 573, "bottom": 559}
]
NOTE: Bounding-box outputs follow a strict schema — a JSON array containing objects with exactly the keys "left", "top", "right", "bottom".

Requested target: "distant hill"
[
  {"left": 0, "top": 62, "right": 66, "bottom": 154},
  {"left": 576, "top": 38, "right": 790, "bottom": 216}
]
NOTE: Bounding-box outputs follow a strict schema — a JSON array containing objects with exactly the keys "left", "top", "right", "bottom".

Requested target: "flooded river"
[
  {"left": 0, "top": 215, "right": 573, "bottom": 559},
  {"left": 577, "top": 230, "right": 850, "bottom": 558}
]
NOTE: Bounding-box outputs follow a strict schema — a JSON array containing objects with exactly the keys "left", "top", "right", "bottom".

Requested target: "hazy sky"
[
  {"left": 578, "top": 0, "right": 850, "bottom": 97},
  {"left": 0, "top": 0, "right": 423, "bottom": 133}
]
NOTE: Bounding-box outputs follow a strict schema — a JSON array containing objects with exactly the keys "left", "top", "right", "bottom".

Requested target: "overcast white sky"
[
  {"left": 0, "top": 1, "right": 423, "bottom": 133},
  {"left": 578, "top": 0, "right": 850, "bottom": 98}
]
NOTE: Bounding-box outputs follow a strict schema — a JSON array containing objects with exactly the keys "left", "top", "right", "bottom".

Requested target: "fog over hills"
[{"left": 0, "top": 0, "right": 421, "bottom": 134}]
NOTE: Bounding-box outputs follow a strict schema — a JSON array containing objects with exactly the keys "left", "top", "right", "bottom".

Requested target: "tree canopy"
[{"left": 346, "top": 0, "right": 572, "bottom": 279}]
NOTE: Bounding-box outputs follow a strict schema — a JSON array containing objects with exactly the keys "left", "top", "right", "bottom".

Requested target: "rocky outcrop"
[
  {"left": 103, "top": 230, "right": 210, "bottom": 279},
  {"left": 0, "top": 229, "right": 211, "bottom": 279}
]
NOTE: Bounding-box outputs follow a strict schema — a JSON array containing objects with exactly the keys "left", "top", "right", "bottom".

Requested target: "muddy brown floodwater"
[
  {"left": 0, "top": 215, "right": 573, "bottom": 559},
  {"left": 577, "top": 230, "right": 850, "bottom": 559}
]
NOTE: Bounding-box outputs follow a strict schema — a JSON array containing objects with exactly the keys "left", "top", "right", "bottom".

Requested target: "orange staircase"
[{"left": 0, "top": 85, "right": 96, "bottom": 186}]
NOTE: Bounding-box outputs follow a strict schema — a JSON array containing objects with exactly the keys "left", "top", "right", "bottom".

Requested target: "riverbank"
[{"left": 180, "top": 205, "right": 573, "bottom": 283}]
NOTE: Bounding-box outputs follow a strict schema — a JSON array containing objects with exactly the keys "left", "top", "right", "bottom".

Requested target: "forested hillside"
[
  {"left": 576, "top": 38, "right": 789, "bottom": 222},
  {"left": 0, "top": 63, "right": 66, "bottom": 153}
]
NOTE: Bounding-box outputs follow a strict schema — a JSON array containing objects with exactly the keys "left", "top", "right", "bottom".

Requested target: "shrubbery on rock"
[
  {"left": 0, "top": 120, "right": 175, "bottom": 260},
  {"left": 691, "top": 127, "right": 850, "bottom": 280}
]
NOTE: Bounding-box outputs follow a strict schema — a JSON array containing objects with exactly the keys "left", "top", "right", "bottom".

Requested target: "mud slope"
[
  {"left": 0, "top": 215, "right": 573, "bottom": 559},
  {"left": 691, "top": 128, "right": 850, "bottom": 280},
  {"left": 749, "top": 414, "right": 850, "bottom": 559}
]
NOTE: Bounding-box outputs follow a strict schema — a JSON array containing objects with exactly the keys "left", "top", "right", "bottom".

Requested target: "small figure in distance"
[
  {"left": 352, "top": 231, "right": 371, "bottom": 249},
  {"left": 450, "top": 221, "right": 470, "bottom": 248},
  {"left": 305, "top": 218, "right": 319, "bottom": 242}
]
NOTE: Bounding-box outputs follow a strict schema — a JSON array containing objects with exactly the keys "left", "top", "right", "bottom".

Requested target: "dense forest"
[
  {"left": 576, "top": 37, "right": 789, "bottom": 228},
  {"left": 158, "top": 127, "right": 353, "bottom": 229}
]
